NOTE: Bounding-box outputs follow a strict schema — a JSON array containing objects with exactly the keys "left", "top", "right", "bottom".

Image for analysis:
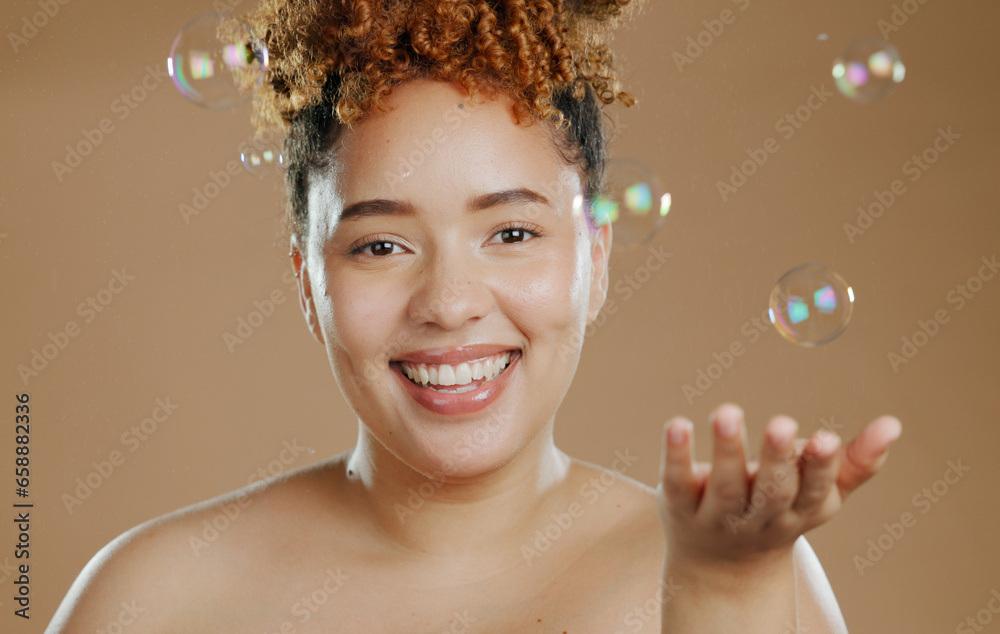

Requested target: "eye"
[
  {"left": 352, "top": 238, "right": 404, "bottom": 257},
  {"left": 491, "top": 223, "right": 542, "bottom": 245}
]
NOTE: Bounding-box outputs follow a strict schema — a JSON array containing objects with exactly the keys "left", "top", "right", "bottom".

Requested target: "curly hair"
[{"left": 243, "top": 0, "right": 646, "bottom": 241}]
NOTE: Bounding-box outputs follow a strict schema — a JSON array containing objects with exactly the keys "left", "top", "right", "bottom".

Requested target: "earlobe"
[
  {"left": 587, "top": 223, "right": 612, "bottom": 323},
  {"left": 290, "top": 236, "right": 325, "bottom": 345}
]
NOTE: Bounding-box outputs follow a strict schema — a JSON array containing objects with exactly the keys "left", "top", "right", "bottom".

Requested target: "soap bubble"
[
  {"left": 768, "top": 264, "right": 854, "bottom": 347},
  {"left": 832, "top": 38, "right": 905, "bottom": 103},
  {"left": 582, "top": 158, "right": 670, "bottom": 248},
  {"left": 240, "top": 139, "right": 284, "bottom": 177},
  {"left": 168, "top": 12, "right": 268, "bottom": 110}
]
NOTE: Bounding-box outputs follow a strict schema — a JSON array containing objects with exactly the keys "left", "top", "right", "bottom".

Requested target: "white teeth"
[
  {"left": 438, "top": 365, "right": 456, "bottom": 386},
  {"left": 399, "top": 352, "right": 513, "bottom": 389}
]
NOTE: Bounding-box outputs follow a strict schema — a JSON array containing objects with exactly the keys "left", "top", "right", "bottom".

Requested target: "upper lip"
[{"left": 392, "top": 344, "right": 519, "bottom": 365}]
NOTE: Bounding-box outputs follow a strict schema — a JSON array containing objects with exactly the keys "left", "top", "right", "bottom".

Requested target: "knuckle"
[
  {"left": 711, "top": 479, "right": 746, "bottom": 500},
  {"left": 664, "top": 479, "right": 688, "bottom": 499}
]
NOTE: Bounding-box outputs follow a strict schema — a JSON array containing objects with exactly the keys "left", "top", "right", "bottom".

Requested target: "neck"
[{"left": 345, "top": 420, "right": 573, "bottom": 573}]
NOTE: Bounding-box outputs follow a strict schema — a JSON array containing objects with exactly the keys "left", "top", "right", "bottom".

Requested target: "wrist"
[{"left": 665, "top": 543, "right": 796, "bottom": 595}]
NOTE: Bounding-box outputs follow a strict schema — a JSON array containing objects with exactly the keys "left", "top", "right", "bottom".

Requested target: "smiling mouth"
[{"left": 392, "top": 350, "right": 517, "bottom": 393}]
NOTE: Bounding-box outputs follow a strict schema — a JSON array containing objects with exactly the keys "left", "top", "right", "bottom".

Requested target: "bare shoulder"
[
  {"left": 46, "top": 452, "right": 351, "bottom": 633},
  {"left": 565, "top": 451, "right": 663, "bottom": 537},
  {"left": 564, "top": 454, "right": 665, "bottom": 562}
]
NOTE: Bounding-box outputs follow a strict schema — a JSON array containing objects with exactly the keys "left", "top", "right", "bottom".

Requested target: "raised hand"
[{"left": 656, "top": 402, "right": 902, "bottom": 572}]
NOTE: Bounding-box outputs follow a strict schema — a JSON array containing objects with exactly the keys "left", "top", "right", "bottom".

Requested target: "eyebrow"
[{"left": 338, "top": 187, "right": 552, "bottom": 221}]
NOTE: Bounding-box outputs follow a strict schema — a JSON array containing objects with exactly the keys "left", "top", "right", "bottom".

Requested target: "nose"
[{"left": 407, "top": 249, "right": 494, "bottom": 331}]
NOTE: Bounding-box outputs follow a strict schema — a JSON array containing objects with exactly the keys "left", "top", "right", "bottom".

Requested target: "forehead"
[{"left": 311, "top": 78, "right": 581, "bottom": 222}]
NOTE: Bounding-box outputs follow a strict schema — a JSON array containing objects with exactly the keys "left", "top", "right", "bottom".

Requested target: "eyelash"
[
  {"left": 348, "top": 222, "right": 544, "bottom": 256},
  {"left": 349, "top": 234, "right": 400, "bottom": 257},
  {"left": 492, "top": 222, "right": 544, "bottom": 245}
]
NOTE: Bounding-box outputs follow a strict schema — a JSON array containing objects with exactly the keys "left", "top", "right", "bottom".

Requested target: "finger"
[
  {"left": 660, "top": 418, "right": 699, "bottom": 516},
  {"left": 837, "top": 416, "right": 902, "bottom": 497},
  {"left": 746, "top": 416, "right": 800, "bottom": 527},
  {"left": 793, "top": 429, "right": 842, "bottom": 518},
  {"left": 792, "top": 437, "right": 808, "bottom": 462},
  {"left": 702, "top": 403, "right": 750, "bottom": 519}
]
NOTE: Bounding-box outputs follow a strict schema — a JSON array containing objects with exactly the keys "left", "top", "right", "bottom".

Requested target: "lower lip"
[{"left": 392, "top": 353, "right": 520, "bottom": 416}]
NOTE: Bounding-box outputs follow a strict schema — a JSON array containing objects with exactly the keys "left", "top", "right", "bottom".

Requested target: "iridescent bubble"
[
  {"left": 832, "top": 38, "right": 905, "bottom": 103},
  {"left": 585, "top": 158, "right": 670, "bottom": 248},
  {"left": 240, "top": 139, "right": 284, "bottom": 177},
  {"left": 168, "top": 12, "right": 268, "bottom": 110},
  {"left": 768, "top": 264, "right": 855, "bottom": 347}
]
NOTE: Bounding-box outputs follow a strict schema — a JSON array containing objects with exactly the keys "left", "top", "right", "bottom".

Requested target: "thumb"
[{"left": 836, "top": 415, "right": 902, "bottom": 497}]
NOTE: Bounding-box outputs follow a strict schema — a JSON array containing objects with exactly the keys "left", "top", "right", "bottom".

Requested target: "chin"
[{"left": 396, "top": 422, "right": 528, "bottom": 483}]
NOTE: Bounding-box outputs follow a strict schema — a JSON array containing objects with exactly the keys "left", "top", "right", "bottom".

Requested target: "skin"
[{"left": 46, "top": 78, "right": 901, "bottom": 633}]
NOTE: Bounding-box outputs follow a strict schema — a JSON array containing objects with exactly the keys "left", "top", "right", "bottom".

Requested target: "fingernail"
[
  {"left": 668, "top": 421, "right": 687, "bottom": 446},
  {"left": 716, "top": 416, "right": 739, "bottom": 438},
  {"left": 767, "top": 418, "right": 797, "bottom": 449},
  {"left": 886, "top": 417, "right": 902, "bottom": 442},
  {"left": 814, "top": 429, "right": 840, "bottom": 452}
]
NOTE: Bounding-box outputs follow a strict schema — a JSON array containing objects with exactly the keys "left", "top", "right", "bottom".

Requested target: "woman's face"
[{"left": 293, "top": 78, "right": 611, "bottom": 480}]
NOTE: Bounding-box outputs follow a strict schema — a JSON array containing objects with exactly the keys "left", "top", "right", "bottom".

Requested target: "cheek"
[
  {"left": 497, "top": 246, "right": 590, "bottom": 337},
  {"left": 322, "top": 272, "right": 409, "bottom": 371}
]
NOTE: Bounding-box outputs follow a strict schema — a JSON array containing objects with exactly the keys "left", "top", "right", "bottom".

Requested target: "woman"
[{"left": 48, "top": 0, "right": 901, "bottom": 631}]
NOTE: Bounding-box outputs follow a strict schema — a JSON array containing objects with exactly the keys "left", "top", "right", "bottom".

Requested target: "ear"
[
  {"left": 587, "top": 222, "right": 612, "bottom": 324},
  {"left": 290, "top": 235, "right": 325, "bottom": 345}
]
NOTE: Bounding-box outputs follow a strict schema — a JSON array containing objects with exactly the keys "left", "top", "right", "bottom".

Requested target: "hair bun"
[{"left": 244, "top": 0, "right": 646, "bottom": 136}]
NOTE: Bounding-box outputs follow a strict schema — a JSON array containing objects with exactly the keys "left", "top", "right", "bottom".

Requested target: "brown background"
[{"left": 2, "top": 0, "right": 999, "bottom": 631}]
